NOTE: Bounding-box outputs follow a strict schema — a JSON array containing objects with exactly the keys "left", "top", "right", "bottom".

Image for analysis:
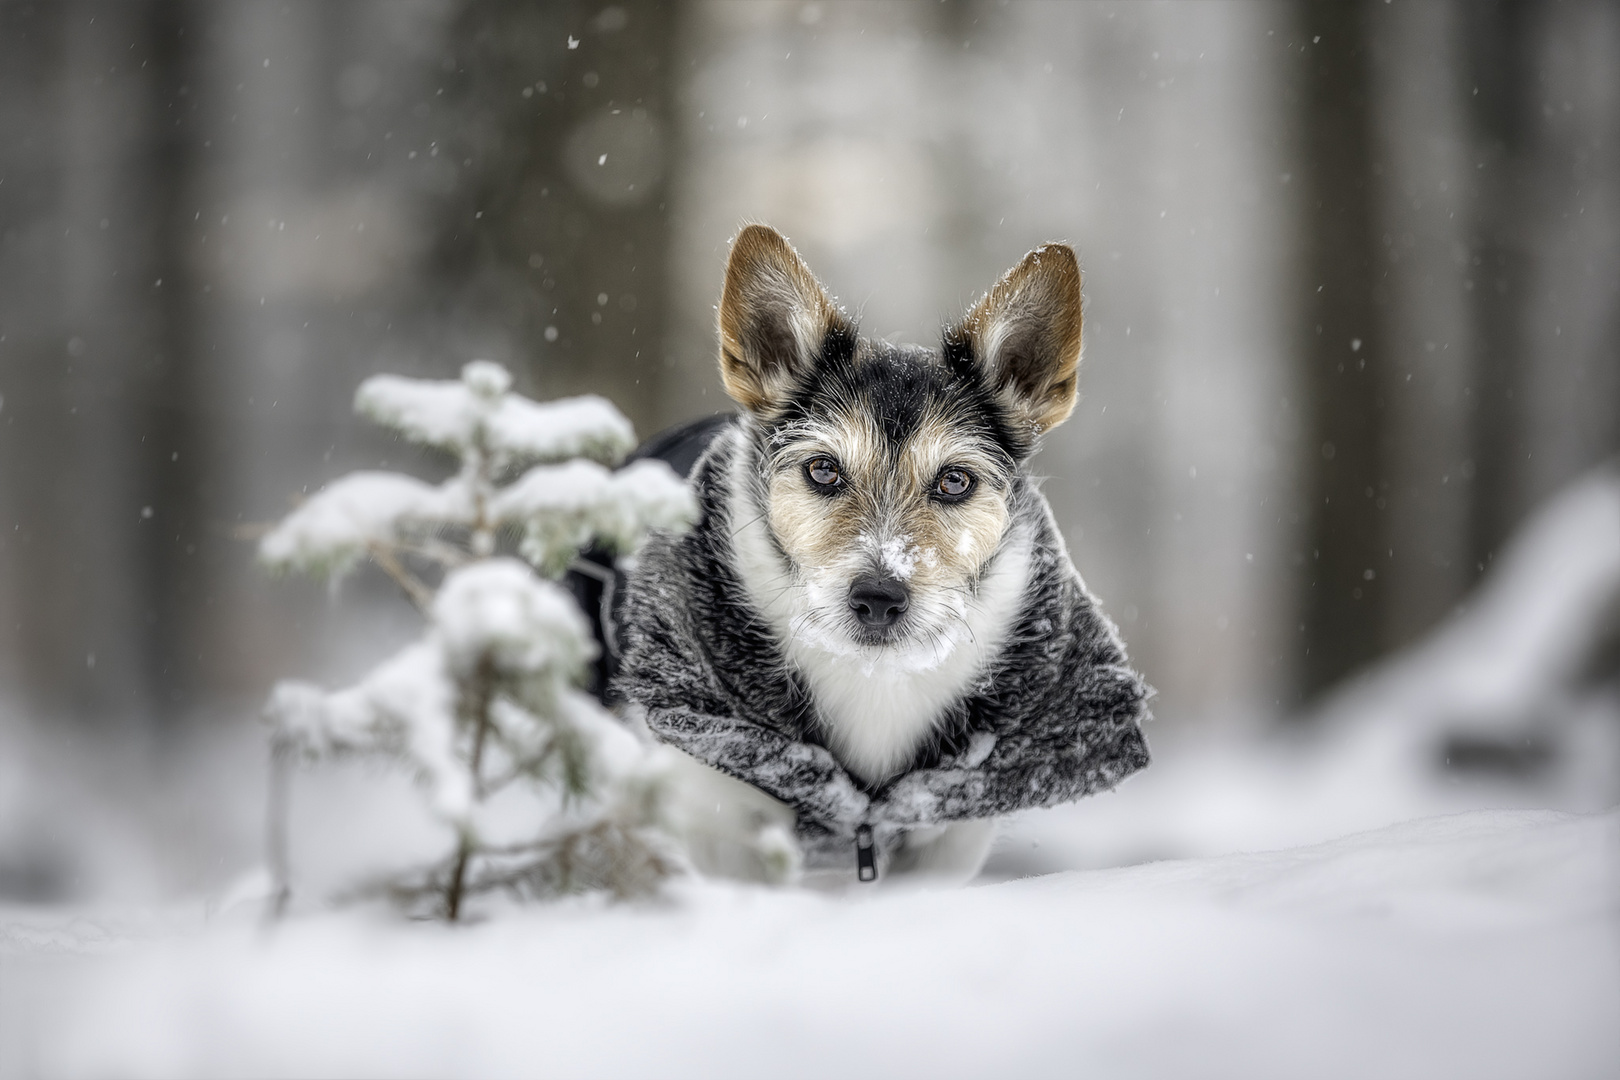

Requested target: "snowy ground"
[
  {"left": 1, "top": 470, "right": 1617, "bottom": 1078},
  {"left": 4, "top": 808, "right": 1616, "bottom": 1079}
]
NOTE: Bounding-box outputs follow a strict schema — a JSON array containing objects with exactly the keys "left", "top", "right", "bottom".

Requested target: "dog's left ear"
[{"left": 946, "top": 243, "right": 1082, "bottom": 439}]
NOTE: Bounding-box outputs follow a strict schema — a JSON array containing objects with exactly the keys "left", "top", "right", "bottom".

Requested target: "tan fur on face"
[
  {"left": 718, "top": 225, "right": 851, "bottom": 415},
  {"left": 762, "top": 401, "right": 1012, "bottom": 648},
  {"left": 950, "top": 242, "right": 1083, "bottom": 437}
]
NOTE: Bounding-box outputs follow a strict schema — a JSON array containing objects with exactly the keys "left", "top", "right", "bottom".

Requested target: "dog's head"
[{"left": 719, "top": 224, "right": 1081, "bottom": 658}]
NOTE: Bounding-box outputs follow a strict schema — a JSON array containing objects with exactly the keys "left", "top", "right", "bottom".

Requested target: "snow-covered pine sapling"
[{"left": 259, "top": 361, "right": 697, "bottom": 920}]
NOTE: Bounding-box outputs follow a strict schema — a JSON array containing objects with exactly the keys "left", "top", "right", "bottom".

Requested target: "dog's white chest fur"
[{"left": 727, "top": 436, "right": 1032, "bottom": 785}]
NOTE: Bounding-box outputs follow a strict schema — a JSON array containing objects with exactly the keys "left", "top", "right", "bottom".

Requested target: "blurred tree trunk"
[
  {"left": 137, "top": 1, "right": 208, "bottom": 721},
  {"left": 1460, "top": 2, "right": 1620, "bottom": 571},
  {"left": 432, "top": 0, "right": 680, "bottom": 437},
  {"left": 1461, "top": 1, "right": 1539, "bottom": 581},
  {"left": 1369, "top": 0, "right": 1477, "bottom": 653},
  {"left": 0, "top": 1, "right": 204, "bottom": 728},
  {"left": 1294, "top": 0, "right": 1392, "bottom": 698},
  {"left": 1293, "top": 0, "right": 1620, "bottom": 706}
]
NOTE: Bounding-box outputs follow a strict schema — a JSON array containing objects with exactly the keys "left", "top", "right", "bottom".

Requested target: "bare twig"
[
  {"left": 265, "top": 734, "right": 295, "bottom": 922},
  {"left": 446, "top": 656, "right": 497, "bottom": 922},
  {"left": 568, "top": 557, "right": 620, "bottom": 658},
  {"left": 366, "top": 541, "right": 435, "bottom": 611},
  {"left": 391, "top": 537, "right": 471, "bottom": 568}
]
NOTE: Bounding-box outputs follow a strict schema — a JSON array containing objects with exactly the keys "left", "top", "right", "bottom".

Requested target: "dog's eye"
[
  {"left": 934, "top": 468, "right": 975, "bottom": 500},
  {"left": 806, "top": 457, "right": 843, "bottom": 491}
]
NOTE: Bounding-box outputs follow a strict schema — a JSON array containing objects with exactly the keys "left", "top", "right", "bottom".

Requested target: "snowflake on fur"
[{"left": 259, "top": 361, "right": 697, "bottom": 919}]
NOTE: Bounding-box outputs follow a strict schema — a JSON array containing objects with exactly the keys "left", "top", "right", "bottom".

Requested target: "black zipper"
[{"left": 855, "top": 824, "right": 877, "bottom": 882}]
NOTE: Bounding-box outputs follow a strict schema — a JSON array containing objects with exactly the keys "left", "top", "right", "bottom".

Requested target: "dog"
[{"left": 612, "top": 225, "right": 1150, "bottom": 885}]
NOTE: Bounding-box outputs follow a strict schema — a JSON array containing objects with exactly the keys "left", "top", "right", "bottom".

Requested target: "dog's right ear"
[{"left": 718, "top": 225, "right": 851, "bottom": 415}]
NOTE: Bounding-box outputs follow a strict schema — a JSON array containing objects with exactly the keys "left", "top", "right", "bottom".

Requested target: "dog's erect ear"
[
  {"left": 947, "top": 243, "right": 1082, "bottom": 439},
  {"left": 718, "top": 225, "right": 851, "bottom": 415}
]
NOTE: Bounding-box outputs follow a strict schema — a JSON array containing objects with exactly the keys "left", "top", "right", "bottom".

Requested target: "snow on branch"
[
  {"left": 486, "top": 393, "right": 637, "bottom": 471},
  {"left": 267, "top": 641, "right": 469, "bottom": 823},
  {"left": 494, "top": 459, "right": 699, "bottom": 575},
  {"left": 433, "top": 558, "right": 595, "bottom": 686},
  {"left": 258, "top": 472, "right": 473, "bottom": 575},
  {"left": 355, "top": 360, "right": 636, "bottom": 469}
]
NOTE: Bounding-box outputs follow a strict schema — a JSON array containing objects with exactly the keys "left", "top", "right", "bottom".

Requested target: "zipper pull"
[{"left": 856, "top": 824, "right": 877, "bottom": 882}]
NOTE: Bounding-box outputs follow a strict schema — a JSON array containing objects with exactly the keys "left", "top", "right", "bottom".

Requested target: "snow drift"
[{"left": 5, "top": 807, "right": 1615, "bottom": 1080}]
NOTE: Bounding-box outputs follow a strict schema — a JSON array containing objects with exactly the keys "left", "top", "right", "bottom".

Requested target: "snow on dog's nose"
[{"left": 848, "top": 576, "right": 909, "bottom": 629}]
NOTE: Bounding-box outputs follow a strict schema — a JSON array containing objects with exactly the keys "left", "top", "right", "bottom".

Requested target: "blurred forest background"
[{"left": 0, "top": 1, "right": 1617, "bottom": 897}]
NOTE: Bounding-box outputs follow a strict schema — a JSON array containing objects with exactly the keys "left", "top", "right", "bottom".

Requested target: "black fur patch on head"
[
  {"left": 820, "top": 321, "right": 858, "bottom": 369},
  {"left": 770, "top": 335, "right": 1029, "bottom": 465},
  {"left": 941, "top": 326, "right": 976, "bottom": 380}
]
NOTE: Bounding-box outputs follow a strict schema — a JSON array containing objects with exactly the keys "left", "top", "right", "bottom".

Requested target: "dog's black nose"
[{"left": 849, "top": 576, "right": 909, "bottom": 628}]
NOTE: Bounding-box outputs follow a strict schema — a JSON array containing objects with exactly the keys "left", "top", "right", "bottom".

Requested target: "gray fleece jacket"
[{"left": 613, "top": 424, "right": 1151, "bottom": 870}]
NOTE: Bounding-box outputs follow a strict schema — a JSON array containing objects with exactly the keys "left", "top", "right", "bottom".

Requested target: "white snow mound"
[{"left": 9, "top": 808, "right": 1614, "bottom": 1080}]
